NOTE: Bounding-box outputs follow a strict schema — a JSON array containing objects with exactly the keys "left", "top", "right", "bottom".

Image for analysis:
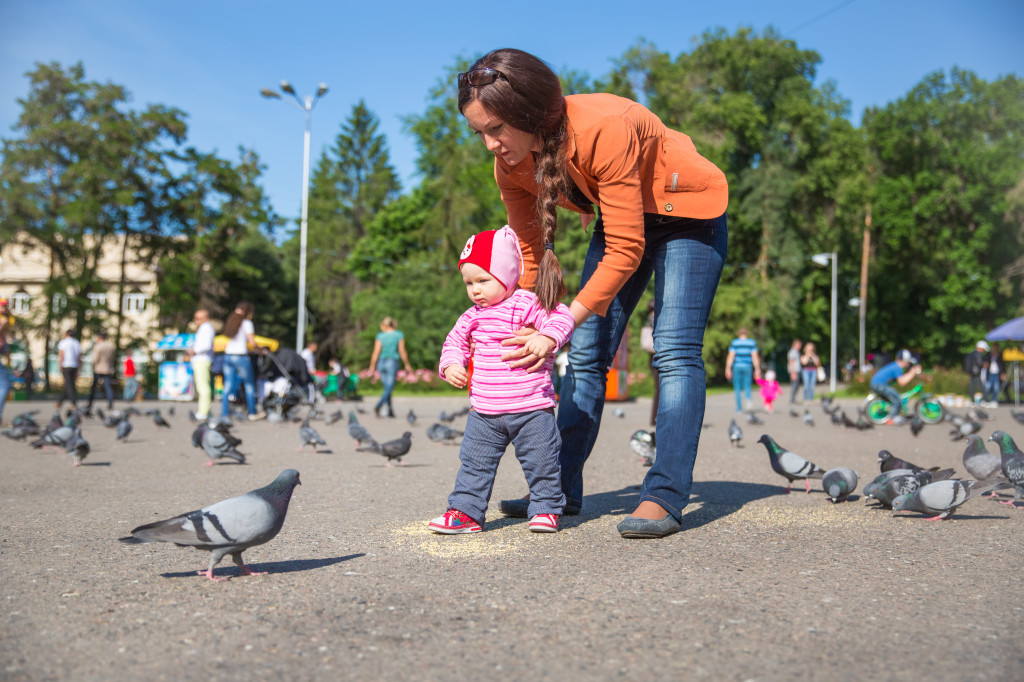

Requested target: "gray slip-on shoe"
[{"left": 617, "top": 514, "right": 682, "bottom": 539}]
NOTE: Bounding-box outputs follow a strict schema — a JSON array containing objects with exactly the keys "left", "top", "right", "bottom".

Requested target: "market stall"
[{"left": 986, "top": 316, "right": 1024, "bottom": 406}]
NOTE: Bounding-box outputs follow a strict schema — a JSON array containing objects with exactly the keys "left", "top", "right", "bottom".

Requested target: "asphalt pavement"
[{"left": 1, "top": 392, "right": 1022, "bottom": 681}]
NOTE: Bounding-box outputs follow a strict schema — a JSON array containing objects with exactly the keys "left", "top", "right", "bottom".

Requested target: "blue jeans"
[
  {"left": 557, "top": 213, "right": 727, "bottom": 523},
  {"left": 0, "top": 364, "right": 11, "bottom": 425},
  {"left": 221, "top": 354, "right": 256, "bottom": 416},
  {"left": 984, "top": 374, "right": 1001, "bottom": 403},
  {"left": 123, "top": 377, "right": 138, "bottom": 401},
  {"left": 375, "top": 357, "right": 399, "bottom": 415},
  {"left": 88, "top": 373, "right": 114, "bottom": 409},
  {"left": 732, "top": 364, "right": 753, "bottom": 412},
  {"left": 449, "top": 409, "right": 564, "bottom": 524},
  {"left": 871, "top": 382, "right": 901, "bottom": 416},
  {"left": 802, "top": 368, "right": 818, "bottom": 401}
]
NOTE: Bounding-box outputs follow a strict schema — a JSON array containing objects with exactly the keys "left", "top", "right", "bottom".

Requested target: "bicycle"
[{"left": 863, "top": 383, "right": 944, "bottom": 425}]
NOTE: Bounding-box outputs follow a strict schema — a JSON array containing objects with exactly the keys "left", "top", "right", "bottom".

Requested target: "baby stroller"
[
  {"left": 337, "top": 366, "right": 361, "bottom": 401},
  {"left": 261, "top": 348, "right": 325, "bottom": 419}
]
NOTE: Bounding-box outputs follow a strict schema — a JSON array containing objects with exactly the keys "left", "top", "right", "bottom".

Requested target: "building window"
[
  {"left": 52, "top": 293, "right": 67, "bottom": 313},
  {"left": 11, "top": 291, "right": 30, "bottom": 314},
  {"left": 123, "top": 292, "right": 147, "bottom": 315},
  {"left": 88, "top": 293, "right": 108, "bottom": 308}
]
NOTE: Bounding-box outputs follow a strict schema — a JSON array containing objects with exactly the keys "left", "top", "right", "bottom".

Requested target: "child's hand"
[
  {"left": 443, "top": 364, "right": 468, "bottom": 389},
  {"left": 521, "top": 334, "right": 556, "bottom": 362}
]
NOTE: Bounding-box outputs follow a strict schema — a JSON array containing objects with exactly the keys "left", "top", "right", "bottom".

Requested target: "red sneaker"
[
  {"left": 528, "top": 513, "right": 559, "bottom": 533},
  {"left": 428, "top": 509, "right": 482, "bottom": 534}
]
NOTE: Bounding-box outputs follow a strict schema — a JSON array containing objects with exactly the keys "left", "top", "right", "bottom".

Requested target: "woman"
[
  {"left": 800, "top": 342, "right": 821, "bottom": 402},
  {"left": 221, "top": 301, "right": 264, "bottom": 421},
  {"left": 459, "top": 48, "right": 728, "bottom": 538},
  {"left": 367, "top": 317, "right": 413, "bottom": 418}
]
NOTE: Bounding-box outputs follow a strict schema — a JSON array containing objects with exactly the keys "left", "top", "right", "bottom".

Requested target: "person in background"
[
  {"left": 800, "top": 341, "right": 822, "bottom": 402},
  {"left": 367, "top": 317, "right": 413, "bottom": 418},
  {"left": 982, "top": 341, "right": 1005, "bottom": 405},
  {"left": 188, "top": 309, "right": 215, "bottom": 419},
  {"left": 300, "top": 341, "right": 319, "bottom": 402},
  {"left": 20, "top": 356, "right": 36, "bottom": 402},
  {"left": 221, "top": 301, "right": 265, "bottom": 421},
  {"left": 755, "top": 369, "right": 782, "bottom": 414},
  {"left": 787, "top": 338, "right": 802, "bottom": 404},
  {"left": 869, "top": 349, "right": 922, "bottom": 418},
  {"left": 964, "top": 340, "right": 987, "bottom": 404},
  {"left": 87, "top": 331, "right": 116, "bottom": 412},
  {"left": 725, "top": 328, "right": 761, "bottom": 413},
  {"left": 123, "top": 354, "right": 138, "bottom": 401},
  {"left": 0, "top": 299, "right": 12, "bottom": 425},
  {"left": 57, "top": 329, "right": 82, "bottom": 410}
]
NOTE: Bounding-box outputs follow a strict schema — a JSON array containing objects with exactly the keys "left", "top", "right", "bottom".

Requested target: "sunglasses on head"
[{"left": 457, "top": 67, "right": 506, "bottom": 88}]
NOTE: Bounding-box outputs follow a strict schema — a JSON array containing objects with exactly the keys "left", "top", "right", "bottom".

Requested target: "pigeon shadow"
[
  {"left": 80, "top": 462, "right": 111, "bottom": 466},
  {"left": 371, "top": 463, "right": 429, "bottom": 468},
  {"left": 160, "top": 553, "right": 364, "bottom": 579}
]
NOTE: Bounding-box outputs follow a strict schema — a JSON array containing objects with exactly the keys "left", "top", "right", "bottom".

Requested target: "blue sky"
[{"left": 1, "top": 0, "right": 1022, "bottom": 225}]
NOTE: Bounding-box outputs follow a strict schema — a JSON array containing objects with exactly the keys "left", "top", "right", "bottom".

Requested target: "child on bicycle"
[
  {"left": 869, "top": 349, "right": 922, "bottom": 417},
  {"left": 430, "top": 225, "right": 575, "bottom": 535}
]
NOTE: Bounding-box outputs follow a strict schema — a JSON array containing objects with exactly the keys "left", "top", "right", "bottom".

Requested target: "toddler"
[
  {"left": 430, "top": 225, "right": 575, "bottom": 534},
  {"left": 756, "top": 369, "right": 781, "bottom": 413}
]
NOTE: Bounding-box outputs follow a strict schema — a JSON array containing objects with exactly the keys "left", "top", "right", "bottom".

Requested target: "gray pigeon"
[
  {"left": 728, "top": 419, "right": 742, "bottom": 448},
  {"left": 863, "top": 469, "right": 917, "bottom": 500},
  {"left": 864, "top": 467, "right": 956, "bottom": 503},
  {"left": 961, "top": 434, "right": 1004, "bottom": 493},
  {"left": 298, "top": 419, "right": 327, "bottom": 453},
  {"left": 989, "top": 430, "right": 1024, "bottom": 507},
  {"left": 152, "top": 409, "right": 171, "bottom": 429},
  {"left": 359, "top": 431, "right": 412, "bottom": 466},
  {"left": 874, "top": 473, "right": 932, "bottom": 509},
  {"left": 3, "top": 424, "right": 36, "bottom": 441},
  {"left": 31, "top": 423, "right": 75, "bottom": 449},
  {"left": 116, "top": 416, "right": 133, "bottom": 442},
  {"left": 426, "top": 422, "right": 463, "bottom": 445},
  {"left": 119, "top": 469, "right": 301, "bottom": 581},
  {"left": 878, "top": 450, "right": 939, "bottom": 474},
  {"left": 65, "top": 428, "right": 90, "bottom": 466},
  {"left": 746, "top": 411, "right": 763, "bottom": 425},
  {"left": 629, "top": 429, "right": 656, "bottom": 467},
  {"left": 757, "top": 434, "right": 825, "bottom": 493},
  {"left": 192, "top": 423, "right": 247, "bottom": 465},
  {"left": 325, "top": 410, "right": 343, "bottom": 426},
  {"left": 346, "top": 411, "right": 376, "bottom": 447},
  {"left": 1010, "top": 409, "right": 1024, "bottom": 426},
  {"left": 949, "top": 416, "right": 982, "bottom": 441},
  {"left": 892, "top": 479, "right": 1006, "bottom": 520},
  {"left": 821, "top": 467, "right": 858, "bottom": 502},
  {"left": 407, "top": 409, "right": 417, "bottom": 425},
  {"left": 802, "top": 409, "right": 815, "bottom": 427}
]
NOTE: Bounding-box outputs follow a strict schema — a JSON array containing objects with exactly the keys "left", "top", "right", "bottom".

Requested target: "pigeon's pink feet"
[
  {"left": 203, "top": 460, "right": 215, "bottom": 467},
  {"left": 998, "top": 499, "right": 1021, "bottom": 507},
  {"left": 238, "top": 565, "right": 268, "bottom": 577},
  {"left": 923, "top": 515, "right": 947, "bottom": 521},
  {"left": 804, "top": 480, "right": 812, "bottom": 493},
  {"left": 197, "top": 569, "right": 228, "bottom": 582}
]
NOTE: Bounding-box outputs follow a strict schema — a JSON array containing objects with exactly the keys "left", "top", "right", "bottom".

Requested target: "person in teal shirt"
[
  {"left": 725, "top": 328, "right": 761, "bottom": 413},
  {"left": 367, "top": 317, "right": 413, "bottom": 417}
]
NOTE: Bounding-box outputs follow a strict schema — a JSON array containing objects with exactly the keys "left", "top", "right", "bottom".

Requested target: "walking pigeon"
[
  {"left": 961, "top": 434, "right": 1004, "bottom": 491},
  {"left": 346, "top": 411, "right": 376, "bottom": 447},
  {"left": 65, "top": 428, "right": 90, "bottom": 466},
  {"left": 31, "top": 422, "right": 75, "bottom": 449},
  {"left": 116, "top": 415, "right": 133, "bottom": 443},
  {"left": 152, "top": 410, "right": 171, "bottom": 429},
  {"left": 3, "top": 424, "right": 38, "bottom": 440},
  {"left": 802, "top": 409, "right": 815, "bottom": 427},
  {"left": 910, "top": 413, "right": 924, "bottom": 437},
  {"left": 298, "top": 419, "right": 327, "bottom": 453},
  {"left": 119, "top": 469, "right": 301, "bottom": 581},
  {"left": 629, "top": 429, "right": 656, "bottom": 467},
  {"left": 757, "top": 434, "right": 825, "bottom": 492},
  {"left": 728, "top": 419, "right": 742, "bottom": 448},
  {"left": 191, "top": 423, "right": 247, "bottom": 465},
  {"left": 821, "top": 467, "right": 858, "bottom": 502},
  {"left": 989, "top": 430, "right": 1024, "bottom": 507},
  {"left": 358, "top": 431, "right": 412, "bottom": 466},
  {"left": 892, "top": 479, "right": 1006, "bottom": 520},
  {"left": 426, "top": 423, "right": 463, "bottom": 445}
]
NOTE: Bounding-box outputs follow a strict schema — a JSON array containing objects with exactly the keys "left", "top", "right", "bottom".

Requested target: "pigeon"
[
  {"left": 830, "top": 409, "right": 843, "bottom": 426},
  {"left": 359, "top": 431, "right": 412, "bottom": 466},
  {"left": 65, "top": 428, "right": 90, "bottom": 466},
  {"left": 407, "top": 409, "right": 418, "bottom": 425},
  {"left": 103, "top": 411, "right": 124, "bottom": 428},
  {"left": 789, "top": 409, "right": 800, "bottom": 419},
  {"left": 746, "top": 411, "right": 763, "bottom": 425},
  {"left": 11, "top": 410, "right": 40, "bottom": 427},
  {"left": 948, "top": 414, "right": 982, "bottom": 441},
  {"left": 168, "top": 407, "right": 176, "bottom": 418},
  {"left": 873, "top": 472, "right": 934, "bottom": 509},
  {"left": 629, "top": 429, "right": 656, "bottom": 467},
  {"left": 116, "top": 415, "right": 133, "bottom": 442},
  {"left": 892, "top": 479, "right": 1006, "bottom": 520},
  {"left": 840, "top": 410, "right": 857, "bottom": 429},
  {"left": 854, "top": 408, "right": 874, "bottom": 430},
  {"left": 3, "top": 424, "right": 37, "bottom": 441},
  {"left": 728, "top": 419, "right": 742, "bottom": 448},
  {"left": 188, "top": 410, "right": 199, "bottom": 423},
  {"left": 96, "top": 407, "right": 106, "bottom": 421},
  {"left": 438, "top": 410, "right": 455, "bottom": 424},
  {"left": 191, "top": 423, "right": 247, "bottom": 465},
  {"left": 821, "top": 468, "right": 858, "bottom": 502},
  {"left": 298, "top": 418, "right": 327, "bottom": 453},
  {"left": 152, "top": 410, "right": 171, "bottom": 429},
  {"left": 821, "top": 396, "right": 835, "bottom": 414},
  {"left": 325, "top": 410, "right": 343, "bottom": 426},
  {"left": 613, "top": 408, "right": 626, "bottom": 418},
  {"left": 346, "top": 411, "right": 376, "bottom": 447},
  {"left": 961, "top": 435, "right": 1004, "bottom": 488},
  {"left": 1010, "top": 409, "right": 1024, "bottom": 426},
  {"left": 802, "top": 409, "right": 815, "bottom": 427},
  {"left": 989, "top": 430, "right": 1024, "bottom": 507},
  {"left": 119, "top": 469, "right": 301, "bottom": 581},
  {"left": 864, "top": 468, "right": 956, "bottom": 502},
  {"left": 757, "top": 434, "right": 825, "bottom": 492},
  {"left": 44, "top": 410, "right": 64, "bottom": 435},
  {"left": 426, "top": 422, "right": 463, "bottom": 445},
  {"left": 878, "top": 450, "right": 939, "bottom": 474},
  {"left": 910, "top": 413, "right": 924, "bottom": 437},
  {"left": 31, "top": 422, "right": 75, "bottom": 449}
]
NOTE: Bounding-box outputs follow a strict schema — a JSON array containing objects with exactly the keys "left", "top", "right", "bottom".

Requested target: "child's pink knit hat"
[{"left": 458, "top": 225, "right": 523, "bottom": 292}]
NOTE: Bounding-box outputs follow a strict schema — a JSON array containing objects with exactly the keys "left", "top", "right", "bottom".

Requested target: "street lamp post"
[
  {"left": 261, "top": 81, "right": 328, "bottom": 351},
  {"left": 811, "top": 252, "right": 838, "bottom": 394}
]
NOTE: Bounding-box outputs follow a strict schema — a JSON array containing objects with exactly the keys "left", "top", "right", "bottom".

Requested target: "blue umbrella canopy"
[
  {"left": 986, "top": 317, "right": 1024, "bottom": 342},
  {"left": 156, "top": 333, "right": 195, "bottom": 350}
]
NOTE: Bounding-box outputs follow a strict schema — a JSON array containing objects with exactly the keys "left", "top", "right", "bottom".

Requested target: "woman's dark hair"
[
  {"left": 458, "top": 48, "right": 568, "bottom": 311},
  {"left": 223, "top": 301, "right": 254, "bottom": 339}
]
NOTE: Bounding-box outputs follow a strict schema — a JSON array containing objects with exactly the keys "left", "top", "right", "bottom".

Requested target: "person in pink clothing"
[
  {"left": 429, "top": 225, "right": 575, "bottom": 535},
  {"left": 755, "top": 369, "right": 782, "bottom": 414}
]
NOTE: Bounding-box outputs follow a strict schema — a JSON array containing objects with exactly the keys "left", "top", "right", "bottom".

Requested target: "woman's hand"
[{"left": 500, "top": 326, "right": 551, "bottom": 373}]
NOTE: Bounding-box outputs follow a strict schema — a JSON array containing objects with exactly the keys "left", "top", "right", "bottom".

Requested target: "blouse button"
[{"left": 664, "top": 203, "right": 673, "bottom": 212}]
